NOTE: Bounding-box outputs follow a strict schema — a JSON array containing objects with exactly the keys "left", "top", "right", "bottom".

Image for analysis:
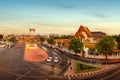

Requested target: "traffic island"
[
  {"left": 64, "top": 60, "right": 117, "bottom": 79},
  {"left": 75, "top": 62, "right": 101, "bottom": 73},
  {"left": 24, "top": 43, "right": 48, "bottom": 62}
]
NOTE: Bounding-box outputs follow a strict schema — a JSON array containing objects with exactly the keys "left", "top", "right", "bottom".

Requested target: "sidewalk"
[
  {"left": 64, "top": 59, "right": 117, "bottom": 79},
  {"left": 64, "top": 60, "right": 76, "bottom": 76}
]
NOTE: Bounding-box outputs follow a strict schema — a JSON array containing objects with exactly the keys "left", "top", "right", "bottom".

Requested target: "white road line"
[
  {"left": 0, "top": 68, "right": 30, "bottom": 70},
  {"left": 101, "top": 67, "right": 120, "bottom": 80},
  {"left": 16, "top": 68, "right": 33, "bottom": 80}
]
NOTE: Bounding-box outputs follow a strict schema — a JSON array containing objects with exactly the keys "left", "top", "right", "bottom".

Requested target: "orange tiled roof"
[
  {"left": 75, "top": 25, "right": 93, "bottom": 38},
  {"left": 91, "top": 32, "right": 106, "bottom": 38}
]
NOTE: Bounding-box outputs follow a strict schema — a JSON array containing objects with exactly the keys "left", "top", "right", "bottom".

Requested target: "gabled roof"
[
  {"left": 74, "top": 25, "right": 93, "bottom": 38},
  {"left": 91, "top": 32, "right": 106, "bottom": 38}
]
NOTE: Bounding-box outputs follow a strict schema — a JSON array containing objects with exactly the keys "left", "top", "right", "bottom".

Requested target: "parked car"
[
  {"left": 46, "top": 57, "right": 53, "bottom": 62},
  {"left": 54, "top": 57, "right": 59, "bottom": 63},
  {"left": 0, "top": 44, "right": 5, "bottom": 48}
]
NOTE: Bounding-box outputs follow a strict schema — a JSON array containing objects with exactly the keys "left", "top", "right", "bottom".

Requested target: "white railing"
[{"left": 89, "top": 55, "right": 120, "bottom": 59}]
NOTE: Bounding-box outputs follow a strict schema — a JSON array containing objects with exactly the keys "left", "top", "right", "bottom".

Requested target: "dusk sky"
[{"left": 0, "top": 0, "right": 120, "bottom": 35}]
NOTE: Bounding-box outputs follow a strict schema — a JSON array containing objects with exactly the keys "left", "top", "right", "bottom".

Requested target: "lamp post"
[{"left": 67, "top": 59, "right": 71, "bottom": 80}]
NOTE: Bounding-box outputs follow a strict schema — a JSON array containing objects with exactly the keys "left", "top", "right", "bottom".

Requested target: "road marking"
[
  {"left": 16, "top": 68, "right": 34, "bottom": 80},
  {"left": 0, "top": 68, "right": 30, "bottom": 70},
  {"left": 2, "top": 70, "right": 50, "bottom": 79},
  {"left": 2, "top": 70, "right": 22, "bottom": 76},
  {"left": 101, "top": 66, "right": 120, "bottom": 80}
]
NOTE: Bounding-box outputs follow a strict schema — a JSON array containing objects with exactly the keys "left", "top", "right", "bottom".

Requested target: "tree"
[
  {"left": 39, "top": 36, "right": 46, "bottom": 42},
  {"left": 113, "top": 35, "right": 120, "bottom": 50},
  {"left": 96, "top": 36, "right": 115, "bottom": 64},
  {"left": 8, "top": 37, "right": 18, "bottom": 43},
  {"left": 0, "top": 34, "right": 3, "bottom": 40},
  {"left": 69, "top": 38, "right": 83, "bottom": 54},
  {"left": 47, "top": 38, "right": 56, "bottom": 45}
]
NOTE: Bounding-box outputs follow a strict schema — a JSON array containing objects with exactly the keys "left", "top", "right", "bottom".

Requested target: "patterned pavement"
[
  {"left": 64, "top": 59, "right": 117, "bottom": 79},
  {"left": 24, "top": 43, "right": 48, "bottom": 62}
]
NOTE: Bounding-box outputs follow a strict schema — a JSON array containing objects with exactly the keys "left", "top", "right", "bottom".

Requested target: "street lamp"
[{"left": 67, "top": 59, "right": 72, "bottom": 80}]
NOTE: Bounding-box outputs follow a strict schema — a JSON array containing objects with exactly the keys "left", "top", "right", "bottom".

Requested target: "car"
[
  {"left": 53, "top": 57, "right": 59, "bottom": 63},
  {"left": 46, "top": 57, "right": 53, "bottom": 62},
  {"left": 0, "top": 45, "right": 5, "bottom": 48}
]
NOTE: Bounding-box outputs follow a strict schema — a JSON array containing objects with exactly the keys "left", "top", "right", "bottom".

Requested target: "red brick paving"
[
  {"left": 24, "top": 43, "right": 48, "bottom": 62},
  {"left": 64, "top": 60, "right": 117, "bottom": 78}
]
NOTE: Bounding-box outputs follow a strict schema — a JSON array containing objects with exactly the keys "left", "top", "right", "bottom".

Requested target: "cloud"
[
  {"left": 38, "top": 23, "right": 59, "bottom": 27},
  {"left": 90, "top": 12, "right": 108, "bottom": 18},
  {"left": 59, "top": 5, "right": 78, "bottom": 9}
]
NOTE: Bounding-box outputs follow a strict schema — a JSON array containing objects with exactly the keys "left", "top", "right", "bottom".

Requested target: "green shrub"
[{"left": 75, "top": 62, "right": 100, "bottom": 73}]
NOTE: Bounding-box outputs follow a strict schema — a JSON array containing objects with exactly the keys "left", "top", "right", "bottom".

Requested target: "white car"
[
  {"left": 46, "top": 57, "right": 53, "bottom": 62},
  {"left": 0, "top": 45, "right": 5, "bottom": 48},
  {"left": 54, "top": 57, "right": 59, "bottom": 63}
]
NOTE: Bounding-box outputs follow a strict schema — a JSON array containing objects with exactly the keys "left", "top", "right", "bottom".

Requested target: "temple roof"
[
  {"left": 74, "top": 25, "right": 93, "bottom": 38},
  {"left": 91, "top": 32, "right": 106, "bottom": 38}
]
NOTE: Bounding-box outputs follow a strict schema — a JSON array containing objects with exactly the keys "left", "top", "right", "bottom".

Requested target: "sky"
[{"left": 0, "top": 0, "right": 120, "bottom": 35}]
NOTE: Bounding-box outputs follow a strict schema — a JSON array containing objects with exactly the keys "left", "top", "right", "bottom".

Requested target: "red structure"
[{"left": 29, "top": 28, "right": 36, "bottom": 35}]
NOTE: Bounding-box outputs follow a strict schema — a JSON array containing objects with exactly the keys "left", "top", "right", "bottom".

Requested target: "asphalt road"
[
  {"left": 50, "top": 46, "right": 120, "bottom": 80},
  {"left": 40, "top": 43, "right": 69, "bottom": 75},
  {"left": 0, "top": 42, "right": 68, "bottom": 80},
  {"left": 84, "top": 64, "right": 120, "bottom": 80},
  {"left": 3, "top": 42, "right": 120, "bottom": 80}
]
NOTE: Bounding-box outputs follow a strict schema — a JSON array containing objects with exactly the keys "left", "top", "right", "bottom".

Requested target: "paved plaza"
[{"left": 24, "top": 43, "right": 48, "bottom": 62}]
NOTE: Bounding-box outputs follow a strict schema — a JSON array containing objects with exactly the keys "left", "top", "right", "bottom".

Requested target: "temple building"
[
  {"left": 75, "top": 25, "right": 94, "bottom": 43},
  {"left": 74, "top": 25, "right": 107, "bottom": 57},
  {"left": 91, "top": 32, "right": 106, "bottom": 41},
  {"left": 75, "top": 25, "right": 107, "bottom": 47}
]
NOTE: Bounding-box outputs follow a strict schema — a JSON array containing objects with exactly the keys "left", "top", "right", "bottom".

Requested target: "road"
[
  {"left": 0, "top": 42, "right": 68, "bottom": 80},
  {"left": 62, "top": 52, "right": 120, "bottom": 80},
  {"left": 40, "top": 43, "right": 69, "bottom": 75},
  {"left": 3, "top": 42, "right": 120, "bottom": 80},
  {"left": 84, "top": 64, "right": 120, "bottom": 80},
  {"left": 50, "top": 47, "right": 120, "bottom": 80}
]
